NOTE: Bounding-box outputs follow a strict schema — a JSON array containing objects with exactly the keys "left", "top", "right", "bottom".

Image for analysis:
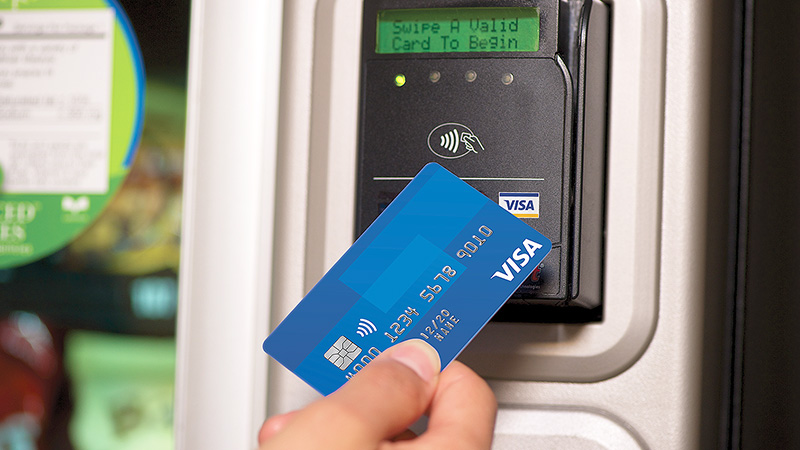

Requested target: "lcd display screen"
[{"left": 376, "top": 7, "right": 540, "bottom": 54}]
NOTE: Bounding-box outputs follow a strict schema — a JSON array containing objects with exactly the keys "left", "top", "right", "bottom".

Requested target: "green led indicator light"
[{"left": 394, "top": 74, "right": 406, "bottom": 87}]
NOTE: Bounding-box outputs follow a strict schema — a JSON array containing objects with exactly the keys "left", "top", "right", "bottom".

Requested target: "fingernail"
[{"left": 387, "top": 339, "right": 441, "bottom": 382}]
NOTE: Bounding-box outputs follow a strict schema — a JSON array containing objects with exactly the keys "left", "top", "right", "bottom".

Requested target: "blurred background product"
[
  {"left": 0, "top": 1, "right": 189, "bottom": 448},
  {"left": 0, "top": 312, "right": 59, "bottom": 450},
  {"left": 65, "top": 332, "right": 175, "bottom": 450}
]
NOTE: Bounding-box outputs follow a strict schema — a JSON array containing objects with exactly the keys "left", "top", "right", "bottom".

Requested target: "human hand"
[{"left": 258, "top": 339, "right": 497, "bottom": 449}]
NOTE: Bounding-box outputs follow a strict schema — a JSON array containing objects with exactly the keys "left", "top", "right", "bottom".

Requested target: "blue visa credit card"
[{"left": 263, "top": 163, "right": 551, "bottom": 395}]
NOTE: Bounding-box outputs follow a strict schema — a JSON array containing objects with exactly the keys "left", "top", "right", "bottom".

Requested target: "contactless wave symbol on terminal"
[
  {"left": 427, "top": 122, "right": 484, "bottom": 159},
  {"left": 356, "top": 318, "right": 378, "bottom": 337},
  {"left": 440, "top": 128, "right": 460, "bottom": 153}
]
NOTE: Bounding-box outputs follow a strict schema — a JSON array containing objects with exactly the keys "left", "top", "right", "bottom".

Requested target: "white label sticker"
[{"left": 0, "top": 9, "right": 114, "bottom": 194}]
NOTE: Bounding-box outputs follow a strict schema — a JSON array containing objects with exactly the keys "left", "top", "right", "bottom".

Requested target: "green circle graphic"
[{"left": 0, "top": 0, "right": 144, "bottom": 269}]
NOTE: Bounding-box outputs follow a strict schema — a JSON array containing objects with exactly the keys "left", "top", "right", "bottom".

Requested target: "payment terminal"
[{"left": 355, "top": 0, "right": 609, "bottom": 322}]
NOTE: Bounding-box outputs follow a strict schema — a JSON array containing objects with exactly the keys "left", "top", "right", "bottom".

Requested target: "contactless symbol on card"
[
  {"left": 356, "top": 319, "right": 378, "bottom": 337},
  {"left": 263, "top": 163, "right": 551, "bottom": 395}
]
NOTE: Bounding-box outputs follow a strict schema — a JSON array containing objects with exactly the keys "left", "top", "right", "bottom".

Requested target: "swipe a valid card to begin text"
[{"left": 263, "top": 163, "right": 551, "bottom": 395}]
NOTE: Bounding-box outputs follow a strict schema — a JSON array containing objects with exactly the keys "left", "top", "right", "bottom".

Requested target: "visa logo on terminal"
[{"left": 498, "top": 192, "right": 540, "bottom": 218}]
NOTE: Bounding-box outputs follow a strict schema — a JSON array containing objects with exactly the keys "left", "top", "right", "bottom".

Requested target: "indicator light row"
[{"left": 393, "top": 71, "right": 514, "bottom": 86}]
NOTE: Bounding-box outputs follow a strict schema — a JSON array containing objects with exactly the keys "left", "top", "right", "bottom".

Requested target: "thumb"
[{"left": 261, "top": 339, "right": 441, "bottom": 450}]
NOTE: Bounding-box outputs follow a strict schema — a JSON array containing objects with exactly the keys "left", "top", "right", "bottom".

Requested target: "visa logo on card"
[{"left": 263, "top": 163, "right": 551, "bottom": 395}]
